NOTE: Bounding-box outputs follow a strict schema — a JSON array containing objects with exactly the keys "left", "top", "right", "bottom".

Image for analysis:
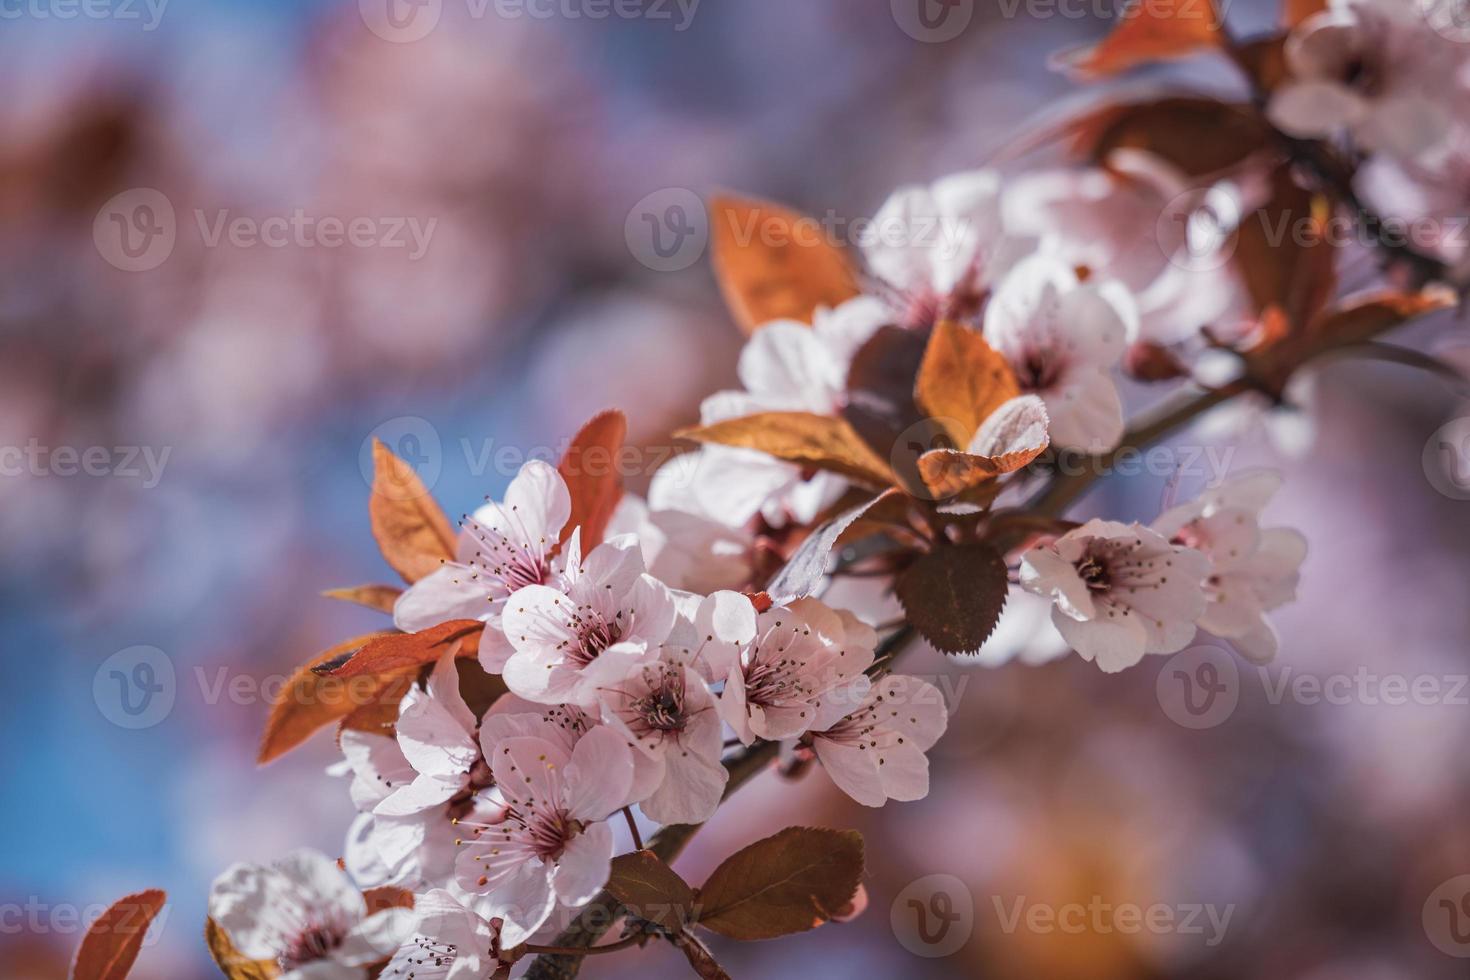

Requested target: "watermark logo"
[
  {"left": 1422, "top": 0, "right": 1470, "bottom": 43},
  {"left": 359, "top": 0, "right": 443, "bottom": 42},
  {"left": 361, "top": 416, "right": 443, "bottom": 498},
  {"left": 1424, "top": 875, "right": 1470, "bottom": 957},
  {"left": 892, "top": 0, "right": 974, "bottom": 42},
  {"left": 1156, "top": 645, "right": 1239, "bottom": 730},
  {"left": 93, "top": 646, "right": 175, "bottom": 730},
  {"left": 993, "top": 895, "right": 1233, "bottom": 946},
  {"left": 1157, "top": 186, "right": 1240, "bottom": 274},
  {"left": 94, "top": 188, "right": 176, "bottom": 272},
  {"left": 626, "top": 188, "right": 708, "bottom": 272},
  {"left": 891, "top": 873, "right": 974, "bottom": 957},
  {"left": 0, "top": 0, "right": 169, "bottom": 30},
  {"left": 1423, "top": 416, "right": 1470, "bottom": 500}
]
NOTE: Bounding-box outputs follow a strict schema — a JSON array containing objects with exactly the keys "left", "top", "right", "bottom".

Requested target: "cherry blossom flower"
[
  {"left": 1003, "top": 152, "right": 1248, "bottom": 346},
  {"left": 861, "top": 169, "right": 1035, "bottom": 329},
  {"left": 983, "top": 253, "right": 1134, "bottom": 452},
  {"left": 598, "top": 647, "right": 727, "bottom": 824},
  {"left": 1269, "top": 0, "right": 1468, "bottom": 162},
  {"left": 807, "top": 673, "right": 949, "bottom": 807},
  {"left": 680, "top": 297, "right": 888, "bottom": 529},
  {"left": 606, "top": 491, "right": 754, "bottom": 594},
  {"left": 1153, "top": 472, "right": 1307, "bottom": 663},
  {"left": 381, "top": 890, "right": 501, "bottom": 980},
  {"left": 337, "top": 654, "right": 482, "bottom": 890},
  {"left": 453, "top": 726, "right": 635, "bottom": 946},
  {"left": 718, "top": 596, "right": 876, "bottom": 745},
  {"left": 500, "top": 535, "right": 678, "bottom": 708},
  {"left": 209, "top": 849, "right": 413, "bottom": 979},
  {"left": 393, "top": 459, "right": 573, "bottom": 670},
  {"left": 1021, "top": 519, "right": 1212, "bottom": 673}
]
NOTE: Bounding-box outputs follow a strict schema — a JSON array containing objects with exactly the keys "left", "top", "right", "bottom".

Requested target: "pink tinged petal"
[
  {"left": 812, "top": 739, "right": 885, "bottom": 807},
  {"left": 476, "top": 625, "right": 516, "bottom": 673},
  {"left": 627, "top": 574, "right": 679, "bottom": 646},
  {"left": 863, "top": 184, "right": 943, "bottom": 293},
  {"left": 694, "top": 591, "right": 757, "bottom": 676},
  {"left": 275, "top": 850, "right": 367, "bottom": 926},
  {"left": 1358, "top": 95, "right": 1448, "bottom": 158},
  {"left": 551, "top": 821, "right": 615, "bottom": 907},
  {"left": 371, "top": 813, "right": 429, "bottom": 873},
  {"left": 376, "top": 773, "right": 462, "bottom": 817},
  {"left": 340, "top": 731, "right": 415, "bottom": 811},
  {"left": 490, "top": 736, "right": 569, "bottom": 809},
  {"left": 1205, "top": 470, "right": 1282, "bottom": 515},
  {"left": 1198, "top": 571, "right": 1267, "bottom": 638},
  {"left": 811, "top": 296, "right": 888, "bottom": 365},
  {"left": 1053, "top": 604, "right": 1149, "bottom": 673},
  {"left": 1267, "top": 80, "right": 1363, "bottom": 139},
  {"left": 876, "top": 741, "right": 932, "bottom": 803},
  {"left": 1057, "top": 279, "right": 1134, "bottom": 363},
  {"left": 808, "top": 675, "right": 874, "bottom": 733},
  {"left": 738, "top": 319, "right": 846, "bottom": 405},
  {"left": 642, "top": 739, "right": 729, "bottom": 825},
  {"left": 873, "top": 675, "right": 948, "bottom": 751},
  {"left": 1043, "top": 370, "right": 1123, "bottom": 453},
  {"left": 564, "top": 725, "right": 636, "bottom": 821},
  {"left": 718, "top": 663, "right": 753, "bottom": 745},
  {"left": 500, "top": 458, "right": 572, "bottom": 549},
  {"left": 1230, "top": 617, "right": 1279, "bottom": 664},
  {"left": 1139, "top": 611, "right": 1201, "bottom": 656},
  {"left": 394, "top": 654, "right": 478, "bottom": 778},
  {"left": 336, "top": 908, "right": 415, "bottom": 966},
  {"left": 281, "top": 962, "right": 357, "bottom": 980},
  {"left": 1189, "top": 508, "right": 1261, "bottom": 573},
  {"left": 983, "top": 253, "right": 1078, "bottom": 357},
  {"left": 471, "top": 859, "right": 555, "bottom": 949},
  {"left": 394, "top": 565, "right": 495, "bottom": 633},
  {"left": 578, "top": 535, "right": 647, "bottom": 595},
  {"left": 1020, "top": 547, "right": 1095, "bottom": 620},
  {"left": 503, "top": 584, "right": 581, "bottom": 655}
]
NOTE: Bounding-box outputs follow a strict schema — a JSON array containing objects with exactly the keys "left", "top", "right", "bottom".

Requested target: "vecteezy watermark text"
[
  {"left": 992, "top": 895, "right": 1234, "bottom": 947},
  {"left": 0, "top": 440, "right": 170, "bottom": 488},
  {"left": 0, "top": 0, "right": 167, "bottom": 29}
]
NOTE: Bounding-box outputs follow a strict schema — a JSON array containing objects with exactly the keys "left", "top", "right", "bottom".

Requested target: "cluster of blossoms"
[{"left": 84, "top": 2, "right": 1470, "bottom": 978}]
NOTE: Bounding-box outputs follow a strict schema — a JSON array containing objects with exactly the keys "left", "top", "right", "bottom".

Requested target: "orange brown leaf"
[
  {"left": 710, "top": 195, "right": 861, "bottom": 336},
  {"left": 318, "top": 620, "right": 483, "bottom": 679},
  {"left": 71, "top": 890, "right": 167, "bottom": 980},
  {"left": 696, "top": 827, "right": 864, "bottom": 941},
  {"left": 558, "top": 409, "right": 627, "bottom": 551},
  {"left": 1061, "top": 0, "right": 1223, "bottom": 78},
  {"left": 914, "top": 320, "right": 1021, "bottom": 447},
  {"left": 257, "top": 631, "right": 405, "bottom": 764},
  {"left": 369, "top": 438, "right": 456, "bottom": 585},
  {"left": 677, "top": 412, "right": 895, "bottom": 488},
  {"left": 321, "top": 584, "right": 401, "bottom": 614}
]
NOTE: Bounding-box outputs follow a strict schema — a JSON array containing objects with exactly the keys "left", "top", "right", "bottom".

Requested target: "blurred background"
[{"left": 5, "top": 0, "right": 1470, "bottom": 977}]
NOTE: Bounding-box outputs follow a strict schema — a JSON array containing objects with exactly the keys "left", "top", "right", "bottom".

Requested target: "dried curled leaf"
[
  {"left": 696, "top": 827, "right": 864, "bottom": 941},
  {"left": 1060, "top": 0, "right": 1223, "bottom": 78},
  {"left": 321, "top": 584, "right": 402, "bottom": 614},
  {"left": 607, "top": 850, "right": 697, "bottom": 930},
  {"left": 316, "top": 620, "right": 483, "bottom": 679},
  {"left": 914, "top": 320, "right": 1020, "bottom": 448},
  {"left": 257, "top": 631, "right": 405, "bottom": 764},
  {"left": 917, "top": 396, "right": 1049, "bottom": 499},
  {"left": 205, "top": 918, "right": 278, "bottom": 980},
  {"left": 71, "top": 890, "right": 167, "bottom": 980},
  {"left": 677, "top": 412, "right": 895, "bottom": 488},
  {"left": 558, "top": 409, "right": 627, "bottom": 551},
  {"left": 710, "top": 195, "right": 861, "bottom": 335},
  {"left": 369, "top": 438, "right": 456, "bottom": 584},
  {"left": 1312, "top": 290, "right": 1456, "bottom": 345},
  {"left": 896, "top": 543, "right": 1009, "bottom": 654}
]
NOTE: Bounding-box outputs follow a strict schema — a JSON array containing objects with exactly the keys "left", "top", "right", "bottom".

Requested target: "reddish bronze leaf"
[
  {"left": 607, "top": 850, "right": 697, "bottom": 930},
  {"left": 710, "top": 195, "right": 861, "bottom": 336},
  {"left": 696, "top": 827, "right": 864, "bottom": 941},
  {"left": 1061, "top": 0, "right": 1224, "bottom": 78},
  {"left": 369, "top": 438, "right": 456, "bottom": 584},
  {"left": 1283, "top": 0, "right": 1327, "bottom": 27},
  {"left": 558, "top": 409, "right": 627, "bottom": 551},
  {"left": 1233, "top": 167, "right": 1337, "bottom": 332},
  {"left": 916, "top": 396, "right": 1049, "bottom": 499},
  {"left": 1312, "top": 290, "right": 1455, "bottom": 345},
  {"left": 321, "top": 584, "right": 401, "bottom": 614},
  {"left": 71, "top": 890, "right": 166, "bottom": 980},
  {"left": 257, "top": 632, "right": 407, "bottom": 764},
  {"left": 677, "top": 412, "right": 895, "bottom": 488},
  {"left": 317, "top": 620, "right": 482, "bottom": 679},
  {"left": 896, "top": 543, "right": 1008, "bottom": 654},
  {"left": 1072, "top": 97, "right": 1269, "bottom": 177}
]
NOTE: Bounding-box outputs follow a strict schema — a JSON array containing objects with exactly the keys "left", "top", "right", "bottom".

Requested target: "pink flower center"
[
  {"left": 279, "top": 920, "right": 347, "bottom": 970},
  {"left": 565, "top": 608, "right": 627, "bottom": 667}
]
